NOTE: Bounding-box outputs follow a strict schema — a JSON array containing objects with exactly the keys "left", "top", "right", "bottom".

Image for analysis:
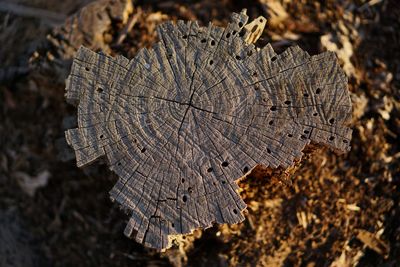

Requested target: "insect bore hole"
[
  {"left": 210, "top": 40, "right": 216, "bottom": 46},
  {"left": 271, "top": 56, "right": 277, "bottom": 62},
  {"left": 209, "top": 60, "right": 214, "bottom": 66},
  {"left": 85, "top": 67, "right": 90, "bottom": 71},
  {"left": 267, "top": 148, "right": 271, "bottom": 154},
  {"left": 269, "top": 120, "right": 274, "bottom": 125},
  {"left": 201, "top": 38, "right": 206, "bottom": 43},
  {"left": 141, "top": 147, "right": 146, "bottom": 153},
  {"left": 226, "top": 32, "right": 231, "bottom": 38},
  {"left": 99, "top": 134, "right": 104, "bottom": 139},
  {"left": 243, "top": 166, "right": 249, "bottom": 173},
  {"left": 329, "top": 118, "right": 335, "bottom": 124},
  {"left": 270, "top": 106, "right": 277, "bottom": 111},
  {"left": 284, "top": 100, "right": 291, "bottom": 105},
  {"left": 329, "top": 136, "right": 335, "bottom": 141},
  {"left": 182, "top": 195, "right": 187, "bottom": 202},
  {"left": 97, "top": 87, "right": 103, "bottom": 93},
  {"left": 233, "top": 209, "right": 238, "bottom": 214},
  {"left": 207, "top": 167, "right": 213, "bottom": 173},
  {"left": 238, "top": 22, "right": 243, "bottom": 27},
  {"left": 316, "top": 88, "right": 321, "bottom": 94},
  {"left": 221, "top": 161, "right": 229, "bottom": 167}
]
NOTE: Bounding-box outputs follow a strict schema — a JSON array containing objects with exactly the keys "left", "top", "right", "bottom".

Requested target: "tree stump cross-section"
[{"left": 65, "top": 10, "right": 352, "bottom": 250}]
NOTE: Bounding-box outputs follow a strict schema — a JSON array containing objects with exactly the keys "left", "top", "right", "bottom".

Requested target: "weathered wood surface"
[
  {"left": 48, "top": 0, "right": 133, "bottom": 57},
  {"left": 31, "top": 0, "right": 133, "bottom": 84},
  {"left": 65, "top": 10, "right": 352, "bottom": 250}
]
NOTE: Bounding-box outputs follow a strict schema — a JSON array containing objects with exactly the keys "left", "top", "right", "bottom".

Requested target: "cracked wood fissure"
[{"left": 64, "top": 10, "right": 352, "bottom": 250}]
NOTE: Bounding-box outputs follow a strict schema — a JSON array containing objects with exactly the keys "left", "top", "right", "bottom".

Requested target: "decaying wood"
[
  {"left": 30, "top": 0, "right": 133, "bottom": 84},
  {"left": 47, "top": 0, "right": 133, "bottom": 60},
  {"left": 65, "top": 10, "right": 352, "bottom": 250}
]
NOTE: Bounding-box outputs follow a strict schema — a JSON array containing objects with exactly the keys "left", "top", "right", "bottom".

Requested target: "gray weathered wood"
[{"left": 65, "top": 10, "right": 352, "bottom": 250}]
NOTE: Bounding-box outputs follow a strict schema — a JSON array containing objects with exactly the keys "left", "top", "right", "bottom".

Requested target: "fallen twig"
[{"left": 116, "top": 8, "right": 142, "bottom": 45}]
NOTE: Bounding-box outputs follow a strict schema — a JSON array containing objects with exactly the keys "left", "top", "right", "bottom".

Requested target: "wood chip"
[
  {"left": 243, "top": 16, "right": 266, "bottom": 44},
  {"left": 65, "top": 10, "right": 352, "bottom": 250},
  {"left": 357, "top": 229, "right": 390, "bottom": 258},
  {"left": 346, "top": 204, "right": 361, "bottom": 211}
]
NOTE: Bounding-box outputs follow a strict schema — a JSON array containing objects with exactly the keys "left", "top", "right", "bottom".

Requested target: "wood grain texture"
[{"left": 65, "top": 10, "right": 352, "bottom": 250}]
